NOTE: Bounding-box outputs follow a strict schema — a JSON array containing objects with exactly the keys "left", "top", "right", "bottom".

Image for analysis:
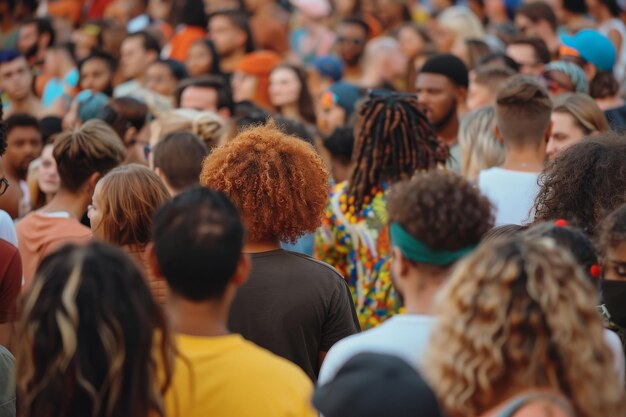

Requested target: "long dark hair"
[
  {"left": 272, "top": 64, "right": 317, "bottom": 125},
  {"left": 16, "top": 242, "right": 174, "bottom": 417}
]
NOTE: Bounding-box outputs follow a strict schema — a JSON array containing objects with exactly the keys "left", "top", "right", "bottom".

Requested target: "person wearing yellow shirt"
[{"left": 150, "top": 187, "right": 316, "bottom": 417}]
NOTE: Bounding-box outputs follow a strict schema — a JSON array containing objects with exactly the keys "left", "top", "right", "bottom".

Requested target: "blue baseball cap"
[
  {"left": 311, "top": 55, "right": 344, "bottom": 83},
  {"left": 322, "top": 82, "right": 363, "bottom": 117},
  {"left": 560, "top": 29, "right": 616, "bottom": 72}
]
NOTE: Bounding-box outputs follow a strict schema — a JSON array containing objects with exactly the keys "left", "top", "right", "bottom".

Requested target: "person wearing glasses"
[{"left": 335, "top": 17, "right": 370, "bottom": 82}]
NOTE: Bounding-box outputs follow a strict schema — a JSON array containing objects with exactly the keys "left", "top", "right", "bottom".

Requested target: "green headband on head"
[{"left": 389, "top": 222, "right": 476, "bottom": 266}]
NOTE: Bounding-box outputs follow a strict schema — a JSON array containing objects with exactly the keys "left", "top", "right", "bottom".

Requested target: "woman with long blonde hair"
[
  {"left": 458, "top": 105, "right": 504, "bottom": 181},
  {"left": 88, "top": 164, "right": 170, "bottom": 304},
  {"left": 426, "top": 237, "right": 625, "bottom": 417},
  {"left": 16, "top": 242, "right": 173, "bottom": 417}
]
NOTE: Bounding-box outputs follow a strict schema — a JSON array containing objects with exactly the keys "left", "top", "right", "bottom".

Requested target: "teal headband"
[{"left": 390, "top": 223, "right": 476, "bottom": 266}]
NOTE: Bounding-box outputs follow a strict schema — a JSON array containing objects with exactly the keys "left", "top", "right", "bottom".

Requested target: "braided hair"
[
  {"left": 0, "top": 95, "right": 6, "bottom": 156},
  {"left": 347, "top": 93, "right": 447, "bottom": 210}
]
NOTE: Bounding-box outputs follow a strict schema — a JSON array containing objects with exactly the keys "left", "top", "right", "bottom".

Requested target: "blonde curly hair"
[{"left": 425, "top": 236, "right": 625, "bottom": 417}]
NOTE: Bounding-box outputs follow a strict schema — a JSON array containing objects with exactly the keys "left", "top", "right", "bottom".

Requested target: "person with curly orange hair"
[
  {"left": 200, "top": 123, "right": 359, "bottom": 381},
  {"left": 315, "top": 92, "right": 448, "bottom": 329}
]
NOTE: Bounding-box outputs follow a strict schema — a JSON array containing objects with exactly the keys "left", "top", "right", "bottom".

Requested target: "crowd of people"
[{"left": 2, "top": 0, "right": 626, "bottom": 415}]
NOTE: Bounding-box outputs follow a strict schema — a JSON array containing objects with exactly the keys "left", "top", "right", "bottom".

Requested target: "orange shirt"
[
  {"left": 168, "top": 26, "right": 206, "bottom": 61},
  {"left": 16, "top": 213, "right": 91, "bottom": 288}
]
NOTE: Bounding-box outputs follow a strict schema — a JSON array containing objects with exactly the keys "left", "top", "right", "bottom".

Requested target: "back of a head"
[
  {"left": 524, "top": 221, "right": 598, "bottom": 281},
  {"left": 533, "top": 133, "right": 626, "bottom": 233},
  {"left": 459, "top": 105, "right": 504, "bottom": 180},
  {"left": 200, "top": 123, "right": 329, "bottom": 243},
  {"left": 323, "top": 126, "right": 355, "bottom": 164},
  {"left": 437, "top": 6, "right": 485, "bottom": 40},
  {"left": 98, "top": 97, "right": 148, "bottom": 139},
  {"left": 152, "top": 187, "right": 244, "bottom": 301},
  {"left": 472, "top": 65, "right": 516, "bottom": 92},
  {"left": 387, "top": 171, "right": 494, "bottom": 267},
  {"left": 18, "top": 242, "right": 170, "bottom": 417},
  {"left": 495, "top": 75, "right": 551, "bottom": 147},
  {"left": 53, "top": 120, "right": 126, "bottom": 192},
  {"left": 153, "top": 131, "right": 209, "bottom": 192},
  {"left": 553, "top": 93, "right": 609, "bottom": 135},
  {"left": 96, "top": 164, "right": 170, "bottom": 246},
  {"left": 516, "top": 1, "right": 558, "bottom": 31},
  {"left": 348, "top": 93, "right": 448, "bottom": 210},
  {"left": 426, "top": 236, "right": 622, "bottom": 417}
]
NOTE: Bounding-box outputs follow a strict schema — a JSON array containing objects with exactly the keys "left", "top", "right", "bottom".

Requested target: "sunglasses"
[{"left": 338, "top": 36, "right": 364, "bottom": 46}]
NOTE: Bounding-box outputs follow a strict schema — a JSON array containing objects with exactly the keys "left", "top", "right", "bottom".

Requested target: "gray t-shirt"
[
  {"left": 0, "top": 346, "right": 15, "bottom": 417},
  {"left": 228, "top": 249, "right": 360, "bottom": 381}
]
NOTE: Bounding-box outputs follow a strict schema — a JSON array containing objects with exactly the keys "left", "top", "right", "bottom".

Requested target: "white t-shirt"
[
  {"left": 599, "top": 19, "right": 626, "bottom": 96},
  {"left": 318, "top": 314, "right": 435, "bottom": 386},
  {"left": 0, "top": 209, "right": 17, "bottom": 247},
  {"left": 478, "top": 167, "right": 540, "bottom": 226}
]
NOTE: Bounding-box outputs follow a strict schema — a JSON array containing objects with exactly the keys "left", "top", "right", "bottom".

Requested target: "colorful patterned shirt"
[{"left": 315, "top": 182, "right": 400, "bottom": 329}]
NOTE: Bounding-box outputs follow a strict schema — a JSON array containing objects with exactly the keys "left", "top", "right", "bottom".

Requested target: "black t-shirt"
[
  {"left": 604, "top": 104, "right": 626, "bottom": 133},
  {"left": 228, "top": 249, "right": 360, "bottom": 381}
]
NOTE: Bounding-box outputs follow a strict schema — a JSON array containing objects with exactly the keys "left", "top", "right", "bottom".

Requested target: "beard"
[
  {"left": 23, "top": 43, "right": 38, "bottom": 60},
  {"left": 343, "top": 52, "right": 363, "bottom": 67},
  {"left": 430, "top": 98, "right": 458, "bottom": 133}
]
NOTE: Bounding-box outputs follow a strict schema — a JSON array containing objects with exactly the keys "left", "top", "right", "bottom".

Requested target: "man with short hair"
[
  {"left": 152, "top": 131, "right": 209, "bottom": 196},
  {"left": 478, "top": 75, "right": 552, "bottom": 226},
  {"left": 506, "top": 37, "right": 551, "bottom": 76},
  {"left": 336, "top": 17, "right": 370, "bottom": 82},
  {"left": 467, "top": 64, "right": 516, "bottom": 111},
  {"left": 17, "top": 17, "right": 55, "bottom": 69},
  {"left": 318, "top": 171, "right": 493, "bottom": 385},
  {"left": 151, "top": 187, "right": 316, "bottom": 417},
  {"left": 0, "top": 114, "right": 42, "bottom": 219},
  {"left": 17, "top": 120, "right": 126, "bottom": 286},
  {"left": 208, "top": 10, "right": 255, "bottom": 73},
  {"left": 416, "top": 53, "right": 468, "bottom": 172},
  {"left": 0, "top": 51, "right": 44, "bottom": 118},
  {"left": 113, "top": 31, "right": 161, "bottom": 98},
  {"left": 515, "top": 2, "right": 560, "bottom": 58},
  {"left": 176, "top": 76, "right": 233, "bottom": 119}
]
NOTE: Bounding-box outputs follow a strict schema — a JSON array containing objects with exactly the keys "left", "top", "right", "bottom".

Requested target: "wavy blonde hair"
[
  {"left": 425, "top": 236, "right": 625, "bottom": 417},
  {"left": 459, "top": 105, "right": 504, "bottom": 181}
]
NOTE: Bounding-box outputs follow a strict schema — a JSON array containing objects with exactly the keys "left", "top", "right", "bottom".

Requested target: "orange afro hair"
[{"left": 200, "top": 123, "right": 329, "bottom": 243}]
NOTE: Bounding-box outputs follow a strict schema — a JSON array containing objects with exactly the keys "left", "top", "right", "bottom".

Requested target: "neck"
[
  {"left": 244, "top": 239, "right": 281, "bottom": 253},
  {"left": 168, "top": 296, "right": 231, "bottom": 337},
  {"left": 402, "top": 269, "right": 448, "bottom": 315},
  {"left": 220, "top": 50, "right": 246, "bottom": 73},
  {"left": 4, "top": 164, "right": 23, "bottom": 181},
  {"left": 501, "top": 146, "right": 545, "bottom": 172},
  {"left": 545, "top": 33, "right": 560, "bottom": 56},
  {"left": 11, "top": 94, "right": 39, "bottom": 111},
  {"left": 596, "top": 96, "right": 624, "bottom": 110},
  {"left": 597, "top": 8, "right": 613, "bottom": 21},
  {"left": 436, "top": 116, "right": 460, "bottom": 146},
  {"left": 40, "top": 188, "right": 89, "bottom": 219},
  {"left": 280, "top": 103, "right": 300, "bottom": 120}
]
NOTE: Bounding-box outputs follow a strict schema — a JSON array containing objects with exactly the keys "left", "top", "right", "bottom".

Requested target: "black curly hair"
[
  {"left": 533, "top": 133, "right": 626, "bottom": 235},
  {"left": 387, "top": 170, "right": 494, "bottom": 252},
  {"left": 0, "top": 95, "right": 6, "bottom": 156}
]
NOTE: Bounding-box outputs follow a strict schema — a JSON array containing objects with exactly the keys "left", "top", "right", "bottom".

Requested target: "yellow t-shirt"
[{"left": 165, "top": 333, "right": 316, "bottom": 417}]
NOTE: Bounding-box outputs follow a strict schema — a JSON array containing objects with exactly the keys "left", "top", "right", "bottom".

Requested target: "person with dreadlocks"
[{"left": 314, "top": 92, "right": 448, "bottom": 329}]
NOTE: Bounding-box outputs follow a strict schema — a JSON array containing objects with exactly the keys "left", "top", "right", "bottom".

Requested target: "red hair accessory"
[
  {"left": 554, "top": 219, "right": 568, "bottom": 227},
  {"left": 590, "top": 264, "right": 602, "bottom": 278}
]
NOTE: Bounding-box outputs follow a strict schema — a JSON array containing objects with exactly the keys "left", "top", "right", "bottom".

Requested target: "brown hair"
[
  {"left": 516, "top": 1, "right": 558, "bottom": 30},
  {"left": 200, "top": 122, "right": 329, "bottom": 243},
  {"left": 387, "top": 171, "right": 493, "bottom": 252},
  {"left": 153, "top": 131, "right": 208, "bottom": 192},
  {"left": 472, "top": 64, "right": 516, "bottom": 90},
  {"left": 508, "top": 37, "right": 551, "bottom": 64},
  {"left": 533, "top": 133, "right": 626, "bottom": 234},
  {"left": 495, "top": 75, "right": 552, "bottom": 147},
  {"left": 95, "top": 164, "right": 169, "bottom": 247},
  {"left": 53, "top": 120, "right": 126, "bottom": 192},
  {"left": 552, "top": 92, "right": 609, "bottom": 135},
  {"left": 597, "top": 204, "right": 626, "bottom": 255}
]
